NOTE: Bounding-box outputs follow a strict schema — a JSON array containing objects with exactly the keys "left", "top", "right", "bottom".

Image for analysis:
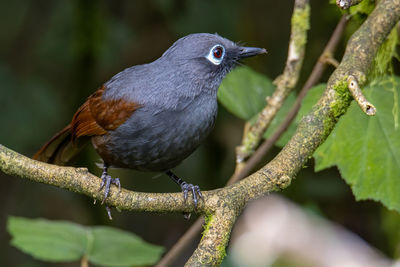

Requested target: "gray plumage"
[{"left": 96, "top": 33, "right": 265, "bottom": 171}]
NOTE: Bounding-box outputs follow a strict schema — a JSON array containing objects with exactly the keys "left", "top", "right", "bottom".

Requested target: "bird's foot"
[
  {"left": 166, "top": 170, "right": 204, "bottom": 208},
  {"left": 99, "top": 173, "right": 121, "bottom": 204},
  {"left": 97, "top": 164, "right": 121, "bottom": 220},
  {"left": 180, "top": 182, "right": 203, "bottom": 208}
]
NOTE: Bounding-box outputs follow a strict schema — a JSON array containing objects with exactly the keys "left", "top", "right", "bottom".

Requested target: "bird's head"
[{"left": 161, "top": 33, "right": 266, "bottom": 88}]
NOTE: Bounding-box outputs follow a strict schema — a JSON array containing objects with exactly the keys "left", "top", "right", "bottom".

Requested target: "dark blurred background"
[{"left": 1, "top": 0, "right": 399, "bottom": 266}]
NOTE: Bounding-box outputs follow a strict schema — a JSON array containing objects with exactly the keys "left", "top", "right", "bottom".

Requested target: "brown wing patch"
[
  {"left": 71, "top": 85, "right": 140, "bottom": 140},
  {"left": 71, "top": 101, "right": 107, "bottom": 139}
]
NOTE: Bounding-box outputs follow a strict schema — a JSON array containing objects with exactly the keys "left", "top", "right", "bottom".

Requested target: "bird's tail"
[{"left": 33, "top": 124, "right": 89, "bottom": 165}]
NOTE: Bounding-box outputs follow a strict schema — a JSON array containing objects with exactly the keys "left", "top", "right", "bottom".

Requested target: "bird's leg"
[
  {"left": 99, "top": 163, "right": 121, "bottom": 205},
  {"left": 98, "top": 163, "right": 121, "bottom": 220},
  {"left": 166, "top": 170, "right": 203, "bottom": 208}
]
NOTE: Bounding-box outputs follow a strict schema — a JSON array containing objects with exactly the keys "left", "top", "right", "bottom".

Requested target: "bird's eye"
[
  {"left": 213, "top": 47, "right": 223, "bottom": 58},
  {"left": 206, "top": 45, "right": 225, "bottom": 65}
]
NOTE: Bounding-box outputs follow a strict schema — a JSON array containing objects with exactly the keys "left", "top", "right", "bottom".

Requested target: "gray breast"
[{"left": 104, "top": 94, "right": 218, "bottom": 171}]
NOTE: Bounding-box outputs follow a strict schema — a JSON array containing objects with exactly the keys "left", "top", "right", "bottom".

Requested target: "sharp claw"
[
  {"left": 183, "top": 212, "right": 191, "bottom": 220},
  {"left": 197, "top": 188, "right": 203, "bottom": 200},
  {"left": 115, "top": 178, "right": 121, "bottom": 192},
  {"left": 101, "top": 176, "right": 112, "bottom": 204},
  {"left": 99, "top": 180, "right": 105, "bottom": 190},
  {"left": 192, "top": 187, "right": 198, "bottom": 208},
  {"left": 99, "top": 171, "right": 107, "bottom": 190},
  {"left": 183, "top": 190, "right": 188, "bottom": 202},
  {"left": 106, "top": 206, "right": 113, "bottom": 220}
]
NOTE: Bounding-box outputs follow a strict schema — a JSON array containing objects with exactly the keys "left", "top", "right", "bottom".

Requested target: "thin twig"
[
  {"left": 348, "top": 75, "right": 377, "bottom": 115},
  {"left": 236, "top": 0, "right": 310, "bottom": 163},
  {"left": 154, "top": 15, "right": 349, "bottom": 267},
  {"left": 155, "top": 218, "right": 204, "bottom": 267},
  {"left": 320, "top": 52, "right": 340, "bottom": 68}
]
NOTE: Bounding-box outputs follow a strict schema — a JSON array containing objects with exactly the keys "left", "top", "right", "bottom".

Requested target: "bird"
[{"left": 33, "top": 33, "right": 266, "bottom": 216}]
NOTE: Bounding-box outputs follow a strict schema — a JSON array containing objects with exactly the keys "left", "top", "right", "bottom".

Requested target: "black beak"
[{"left": 239, "top": 46, "right": 267, "bottom": 59}]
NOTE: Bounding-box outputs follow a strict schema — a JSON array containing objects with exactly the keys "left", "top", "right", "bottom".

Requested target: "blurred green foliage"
[
  {"left": 218, "top": 67, "right": 275, "bottom": 120},
  {"left": 8, "top": 216, "right": 164, "bottom": 266}
]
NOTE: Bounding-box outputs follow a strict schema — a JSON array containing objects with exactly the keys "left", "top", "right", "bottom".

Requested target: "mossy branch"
[
  {"left": 1, "top": 0, "right": 400, "bottom": 266},
  {"left": 0, "top": 145, "right": 203, "bottom": 213}
]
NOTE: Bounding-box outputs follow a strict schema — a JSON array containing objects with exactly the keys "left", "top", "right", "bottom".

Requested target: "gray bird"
[{"left": 34, "top": 33, "right": 266, "bottom": 213}]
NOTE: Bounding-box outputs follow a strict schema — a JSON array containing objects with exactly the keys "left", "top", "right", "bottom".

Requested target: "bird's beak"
[{"left": 239, "top": 46, "right": 267, "bottom": 59}]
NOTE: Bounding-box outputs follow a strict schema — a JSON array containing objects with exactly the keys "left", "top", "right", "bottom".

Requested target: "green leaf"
[
  {"left": 7, "top": 217, "right": 164, "bottom": 266},
  {"left": 7, "top": 217, "right": 87, "bottom": 262},
  {"left": 218, "top": 66, "right": 275, "bottom": 120},
  {"left": 314, "top": 77, "right": 400, "bottom": 211},
  {"left": 88, "top": 226, "right": 164, "bottom": 267}
]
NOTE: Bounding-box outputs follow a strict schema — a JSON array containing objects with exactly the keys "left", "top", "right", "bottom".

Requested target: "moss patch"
[
  {"left": 330, "top": 78, "right": 352, "bottom": 119},
  {"left": 202, "top": 213, "right": 214, "bottom": 240}
]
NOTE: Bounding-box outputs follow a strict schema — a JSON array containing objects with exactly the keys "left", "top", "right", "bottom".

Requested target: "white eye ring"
[{"left": 205, "top": 44, "right": 225, "bottom": 65}]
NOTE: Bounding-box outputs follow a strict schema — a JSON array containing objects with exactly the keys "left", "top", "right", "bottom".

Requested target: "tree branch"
[{"left": 0, "top": 145, "right": 204, "bottom": 213}]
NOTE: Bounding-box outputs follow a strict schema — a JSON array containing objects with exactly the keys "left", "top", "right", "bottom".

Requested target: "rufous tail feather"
[{"left": 33, "top": 125, "right": 89, "bottom": 165}]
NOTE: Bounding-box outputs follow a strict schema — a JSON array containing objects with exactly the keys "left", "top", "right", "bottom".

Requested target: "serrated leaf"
[
  {"left": 7, "top": 216, "right": 87, "bottom": 262},
  {"left": 88, "top": 226, "right": 164, "bottom": 267},
  {"left": 314, "top": 77, "right": 400, "bottom": 211},
  {"left": 218, "top": 66, "right": 275, "bottom": 120},
  {"left": 7, "top": 217, "right": 164, "bottom": 266}
]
